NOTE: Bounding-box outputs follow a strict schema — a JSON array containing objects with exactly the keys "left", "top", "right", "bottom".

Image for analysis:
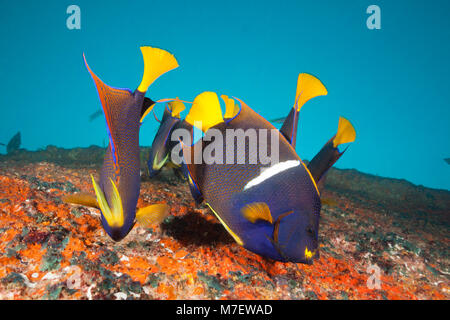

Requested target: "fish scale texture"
[
  {"left": 86, "top": 63, "right": 143, "bottom": 230},
  {"left": 186, "top": 101, "right": 320, "bottom": 259}
]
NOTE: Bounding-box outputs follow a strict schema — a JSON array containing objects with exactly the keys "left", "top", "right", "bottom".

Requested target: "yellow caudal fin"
[
  {"left": 294, "top": 73, "right": 328, "bottom": 112},
  {"left": 140, "top": 98, "right": 191, "bottom": 123},
  {"left": 137, "top": 47, "right": 179, "bottom": 93},
  {"left": 333, "top": 116, "right": 356, "bottom": 148},
  {"left": 185, "top": 91, "right": 223, "bottom": 132},
  {"left": 63, "top": 193, "right": 99, "bottom": 208},
  {"left": 241, "top": 202, "right": 273, "bottom": 224},
  {"left": 221, "top": 95, "right": 240, "bottom": 119},
  {"left": 168, "top": 97, "right": 186, "bottom": 118},
  {"left": 136, "top": 203, "right": 169, "bottom": 227},
  {"left": 91, "top": 175, "right": 124, "bottom": 228}
]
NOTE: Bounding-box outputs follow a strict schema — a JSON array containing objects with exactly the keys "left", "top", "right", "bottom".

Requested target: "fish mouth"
[
  {"left": 267, "top": 221, "right": 319, "bottom": 264},
  {"left": 108, "top": 227, "right": 127, "bottom": 242},
  {"left": 147, "top": 167, "right": 160, "bottom": 178},
  {"left": 273, "top": 241, "right": 318, "bottom": 264},
  {"left": 285, "top": 252, "right": 317, "bottom": 264},
  {"left": 265, "top": 232, "right": 317, "bottom": 264}
]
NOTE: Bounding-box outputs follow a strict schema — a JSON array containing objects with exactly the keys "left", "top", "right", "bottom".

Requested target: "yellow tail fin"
[
  {"left": 91, "top": 175, "right": 124, "bottom": 228},
  {"left": 168, "top": 97, "right": 186, "bottom": 118},
  {"left": 221, "top": 95, "right": 240, "bottom": 119},
  {"left": 136, "top": 203, "right": 169, "bottom": 227},
  {"left": 333, "top": 117, "right": 356, "bottom": 148},
  {"left": 185, "top": 91, "right": 223, "bottom": 132},
  {"left": 137, "top": 47, "right": 179, "bottom": 93},
  {"left": 295, "top": 73, "right": 328, "bottom": 112}
]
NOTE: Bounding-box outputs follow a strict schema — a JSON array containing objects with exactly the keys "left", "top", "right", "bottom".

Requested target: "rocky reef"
[{"left": 0, "top": 146, "right": 448, "bottom": 299}]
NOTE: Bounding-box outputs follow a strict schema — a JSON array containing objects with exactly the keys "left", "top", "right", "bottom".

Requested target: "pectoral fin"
[
  {"left": 136, "top": 203, "right": 170, "bottom": 227},
  {"left": 63, "top": 193, "right": 99, "bottom": 208},
  {"left": 241, "top": 202, "right": 273, "bottom": 224}
]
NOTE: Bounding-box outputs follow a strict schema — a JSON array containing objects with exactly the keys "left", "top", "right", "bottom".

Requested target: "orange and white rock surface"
[{"left": 0, "top": 149, "right": 448, "bottom": 300}]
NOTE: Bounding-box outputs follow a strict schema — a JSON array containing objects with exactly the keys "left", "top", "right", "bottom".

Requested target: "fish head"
[
  {"left": 92, "top": 176, "right": 137, "bottom": 242},
  {"left": 101, "top": 221, "right": 133, "bottom": 241},
  {"left": 275, "top": 200, "right": 320, "bottom": 264},
  {"left": 148, "top": 114, "right": 180, "bottom": 176},
  {"left": 237, "top": 160, "right": 321, "bottom": 263},
  {"left": 99, "top": 195, "right": 137, "bottom": 242}
]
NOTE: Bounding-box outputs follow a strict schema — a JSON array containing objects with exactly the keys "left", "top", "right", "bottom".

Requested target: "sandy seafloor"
[{"left": 0, "top": 146, "right": 448, "bottom": 300}]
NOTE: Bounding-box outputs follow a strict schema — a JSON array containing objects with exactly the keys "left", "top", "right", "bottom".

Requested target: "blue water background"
[{"left": 0, "top": 0, "right": 449, "bottom": 190}]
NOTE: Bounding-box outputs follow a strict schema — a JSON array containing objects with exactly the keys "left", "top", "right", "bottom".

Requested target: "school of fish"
[{"left": 64, "top": 46, "right": 356, "bottom": 264}]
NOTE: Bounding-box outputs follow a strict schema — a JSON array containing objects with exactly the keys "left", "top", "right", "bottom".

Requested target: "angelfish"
[
  {"left": 147, "top": 94, "right": 238, "bottom": 178},
  {"left": 180, "top": 74, "right": 356, "bottom": 263},
  {"left": 64, "top": 47, "right": 177, "bottom": 241},
  {"left": 147, "top": 98, "right": 193, "bottom": 178}
]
